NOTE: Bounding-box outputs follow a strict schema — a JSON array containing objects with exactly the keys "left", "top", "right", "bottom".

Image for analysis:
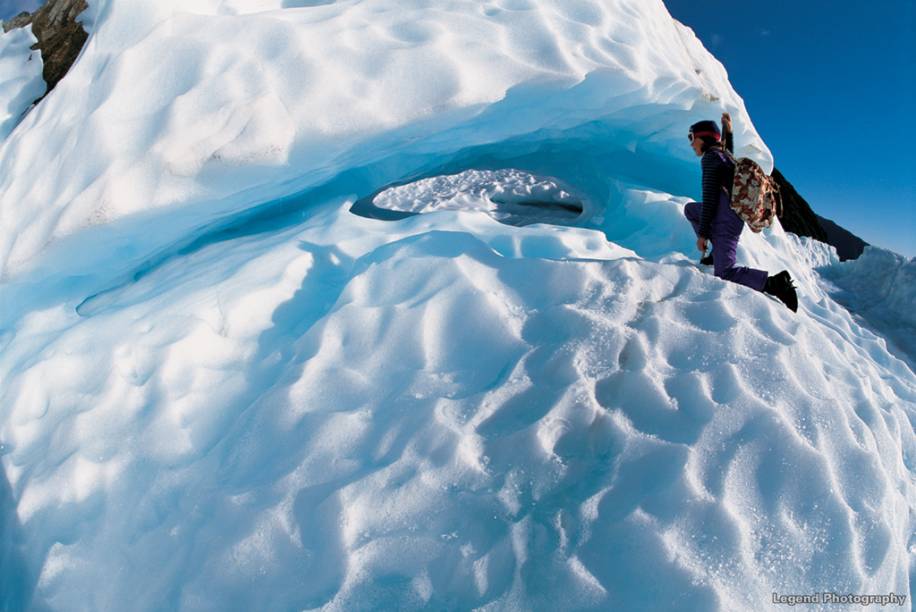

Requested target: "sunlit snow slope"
[{"left": 0, "top": 1, "right": 914, "bottom": 611}]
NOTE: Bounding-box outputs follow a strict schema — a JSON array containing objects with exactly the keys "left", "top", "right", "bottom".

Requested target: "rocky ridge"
[
  {"left": 771, "top": 167, "right": 868, "bottom": 260},
  {"left": 2, "top": 0, "right": 88, "bottom": 96}
]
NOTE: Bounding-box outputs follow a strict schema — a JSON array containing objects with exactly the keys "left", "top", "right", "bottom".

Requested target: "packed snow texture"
[
  {"left": 374, "top": 169, "right": 579, "bottom": 213},
  {"left": 0, "top": 23, "right": 44, "bottom": 140},
  {"left": 366, "top": 169, "right": 583, "bottom": 226},
  {"left": 0, "top": 1, "right": 914, "bottom": 611}
]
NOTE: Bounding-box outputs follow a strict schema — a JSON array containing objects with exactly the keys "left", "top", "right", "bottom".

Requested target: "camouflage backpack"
[{"left": 718, "top": 150, "right": 782, "bottom": 232}]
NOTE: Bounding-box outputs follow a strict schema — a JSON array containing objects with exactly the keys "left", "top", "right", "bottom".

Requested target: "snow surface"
[
  {"left": 364, "top": 168, "right": 583, "bottom": 226},
  {"left": 0, "top": 23, "right": 44, "bottom": 141},
  {"left": 0, "top": 1, "right": 914, "bottom": 611}
]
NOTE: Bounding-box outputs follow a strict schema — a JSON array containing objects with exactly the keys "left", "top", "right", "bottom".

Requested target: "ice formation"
[
  {"left": 0, "top": 1, "right": 913, "bottom": 610},
  {"left": 819, "top": 246, "right": 916, "bottom": 368},
  {"left": 0, "top": 0, "right": 773, "bottom": 275}
]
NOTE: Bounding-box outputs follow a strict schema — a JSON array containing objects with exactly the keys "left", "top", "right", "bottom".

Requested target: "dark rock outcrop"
[
  {"left": 771, "top": 168, "right": 828, "bottom": 243},
  {"left": 816, "top": 214, "right": 869, "bottom": 261},
  {"left": 2, "top": 0, "right": 88, "bottom": 96},
  {"left": 4, "top": 11, "right": 33, "bottom": 31},
  {"left": 771, "top": 167, "right": 868, "bottom": 261}
]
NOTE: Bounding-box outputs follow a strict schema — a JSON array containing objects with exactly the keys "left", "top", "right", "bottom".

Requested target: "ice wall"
[
  {"left": 0, "top": 0, "right": 771, "bottom": 276},
  {"left": 819, "top": 246, "right": 916, "bottom": 367}
]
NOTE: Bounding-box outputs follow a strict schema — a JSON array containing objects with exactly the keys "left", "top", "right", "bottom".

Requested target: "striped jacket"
[{"left": 698, "top": 130, "right": 735, "bottom": 238}]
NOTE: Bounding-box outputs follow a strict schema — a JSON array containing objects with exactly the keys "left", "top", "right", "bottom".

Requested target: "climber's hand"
[{"left": 697, "top": 236, "right": 708, "bottom": 254}]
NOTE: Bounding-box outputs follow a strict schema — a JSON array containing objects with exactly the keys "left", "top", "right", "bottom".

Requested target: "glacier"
[
  {"left": 0, "top": 0, "right": 913, "bottom": 610},
  {"left": 818, "top": 246, "right": 916, "bottom": 370}
]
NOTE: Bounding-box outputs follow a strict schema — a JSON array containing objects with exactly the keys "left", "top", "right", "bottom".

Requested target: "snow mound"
[
  {"left": 3, "top": 201, "right": 915, "bottom": 610},
  {"left": 361, "top": 168, "right": 583, "bottom": 226},
  {"left": 0, "top": 24, "right": 45, "bottom": 141},
  {"left": 0, "top": 1, "right": 914, "bottom": 611}
]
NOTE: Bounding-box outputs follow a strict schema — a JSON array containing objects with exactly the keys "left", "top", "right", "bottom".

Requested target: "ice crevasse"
[{"left": 0, "top": 1, "right": 913, "bottom": 611}]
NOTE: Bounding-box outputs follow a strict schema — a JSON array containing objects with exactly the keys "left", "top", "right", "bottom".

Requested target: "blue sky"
[
  {"left": 665, "top": 0, "right": 915, "bottom": 257},
  {"left": 0, "top": 0, "right": 39, "bottom": 20}
]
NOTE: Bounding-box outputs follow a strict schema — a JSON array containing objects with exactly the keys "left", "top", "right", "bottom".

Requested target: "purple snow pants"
[{"left": 684, "top": 194, "right": 768, "bottom": 292}]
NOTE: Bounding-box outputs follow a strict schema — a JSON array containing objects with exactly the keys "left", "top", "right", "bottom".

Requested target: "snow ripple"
[{"left": 2, "top": 202, "right": 913, "bottom": 610}]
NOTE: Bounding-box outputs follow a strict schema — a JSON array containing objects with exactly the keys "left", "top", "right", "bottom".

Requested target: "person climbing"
[{"left": 683, "top": 113, "right": 799, "bottom": 312}]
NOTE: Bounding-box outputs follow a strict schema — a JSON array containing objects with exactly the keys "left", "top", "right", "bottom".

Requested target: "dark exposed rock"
[
  {"left": 2, "top": 0, "right": 89, "bottom": 97},
  {"left": 816, "top": 214, "right": 869, "bottom": 261},
  {"left": 771, "top": 167, "right": 868, "bottom": 261},
  {"left": 771, "top": 167, "right": 828, "bottom": 243},
  {"left": 5, "top": 11, "right": 33, "bottom": 30}
]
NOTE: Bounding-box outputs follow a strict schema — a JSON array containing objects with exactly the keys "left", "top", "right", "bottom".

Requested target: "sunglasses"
[{"left": 688, "top": 131, "right": 721, "bottom": 143}]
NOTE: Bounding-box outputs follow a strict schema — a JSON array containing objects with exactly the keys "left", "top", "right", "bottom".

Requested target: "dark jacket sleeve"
[
  {"left": 724, "top": 128, "right": 734, "bottom": 154},
  {"left": 699, "top": 151, "right": 724, "bottom": 238}
]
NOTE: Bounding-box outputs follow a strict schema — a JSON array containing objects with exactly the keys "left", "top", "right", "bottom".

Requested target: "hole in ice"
[{"left": 350, "top": 168, "right": 584, "bottom": 227}]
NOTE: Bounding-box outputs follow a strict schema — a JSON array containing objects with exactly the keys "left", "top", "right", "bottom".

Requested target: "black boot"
[
  {"left": 700, "top": 253, "right": 714, "bottom": 265},
  {"left": 764, "top": 270, "right": 798, "bottom": 312}
]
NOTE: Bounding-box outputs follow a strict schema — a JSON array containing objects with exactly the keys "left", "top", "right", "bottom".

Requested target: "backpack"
[{"left": 716, "top": 150, "right": 782, "bottom": 233}]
